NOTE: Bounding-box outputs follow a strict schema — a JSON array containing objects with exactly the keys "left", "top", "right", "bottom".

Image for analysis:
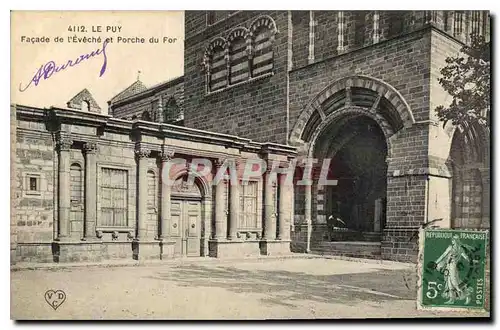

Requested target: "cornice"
[{"left": 13, "top": 103, "right": 297, "bottom": 157}]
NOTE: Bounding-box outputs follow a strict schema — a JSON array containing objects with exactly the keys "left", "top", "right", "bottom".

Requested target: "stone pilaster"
[
  {"left": 278, "top": 173, "right": 291, "bottom": 241},
  {"left": 372, "top": 11, "right": 381, "bottom": 44},
  {"left": 214, "top": 159, "right": 227, "bottom": 239},
  {"left": 308, "top": 11, "right": 315, "bottom": 64},
  {"left": 228, "top": 159, "right": 240, "bottom": 240},
  {"left": 337, "top": 11, "right": 346, "bottom": 54},
  {"left": 56, "top": 136, "right": 73, "bottom": 240},
  {"left": 135, "top": 147, "right": 151, "bottom": 240},
  {"left": 160, "top": 148, "right": 175, "bottom": 239},
  {"left": 304, "top": 182, "right": 312, "bottom": 253},
  {"left": 480, "top": 168, "right": 490, "bottom": 229},
  {"left": 263, "top": 166, "right": 276, "bottom": 240},
  {"left": 83, "top": 142, "right": 98, "bottom": 240}
]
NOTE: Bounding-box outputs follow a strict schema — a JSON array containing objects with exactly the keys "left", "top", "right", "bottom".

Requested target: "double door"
[{"left": 170, "top": 199, "right": 201, "bottom": 257}]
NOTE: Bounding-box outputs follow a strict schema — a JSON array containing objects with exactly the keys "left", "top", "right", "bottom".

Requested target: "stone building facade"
[
  {"left": 11, "top": 103, "right": 295, "bottom": 263},
  {"left": 180, "top": 10, "right": 490, "bottom": 262},
  {"left": 12, "top": 10, "right": 490, "bottom": 264}
]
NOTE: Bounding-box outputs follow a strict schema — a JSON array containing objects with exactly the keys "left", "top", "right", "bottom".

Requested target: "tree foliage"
[{"left": 436, "top": 34, "right": 490, "bottom": 128}]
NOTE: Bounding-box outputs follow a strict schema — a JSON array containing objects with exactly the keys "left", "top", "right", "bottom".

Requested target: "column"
[
  {"left": 278, "top": 173, "right": 291, "bottom": 241},
  {"left": 83, "top": 142, "right": 98, "bottom": 240},
  {"left": 135, "top": 147, "right": 150, "bottom": 240},
  {"left": 305, "top": 181, "right": 312, "bottom": 253},
  {"left": 57, "top": 136, "right": 72, "bottom": 240},
  {"left": 160, "top": 149, "right": 174, "bottom": 239},
  {"left": 228, "top": 159, "right": 240, "bottom": 240},
  {"left": 214, "top": 159, "right": 226, "bottom": 239},
  {"left": 263, "top": 167, "right": 276, "bottom": 240}
]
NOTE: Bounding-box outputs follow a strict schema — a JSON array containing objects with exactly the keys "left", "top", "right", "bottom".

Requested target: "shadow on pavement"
[{"left": 146, "top": 264, "right": 417, "bottom": 308}]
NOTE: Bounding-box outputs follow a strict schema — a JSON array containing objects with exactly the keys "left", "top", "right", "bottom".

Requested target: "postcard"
[{"left": 10, "top": 10, "right": 490, "bottom": 320}]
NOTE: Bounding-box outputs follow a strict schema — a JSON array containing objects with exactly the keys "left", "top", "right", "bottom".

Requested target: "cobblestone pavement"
[{"left": 11, "top": 257, "right": 490, "bottom": 320}]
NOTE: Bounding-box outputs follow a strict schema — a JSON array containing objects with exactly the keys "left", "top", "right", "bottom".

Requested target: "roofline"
[{"left": 108, "top": 76, "right": 184, "bottom": 108}]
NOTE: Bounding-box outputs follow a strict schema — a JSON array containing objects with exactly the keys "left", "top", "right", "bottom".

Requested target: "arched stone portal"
[
  {"left": 289, "top": 75, "right": 415, "bottom": 258},
  {"left": 313, "top": 115, "right": 388, "bottom": 241},
  {"left": 449, "top": 123, "right": 490, "bottom": 229}
]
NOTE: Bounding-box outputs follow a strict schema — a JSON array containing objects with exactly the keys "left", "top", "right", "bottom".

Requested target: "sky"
[{"left": 11, "top": 11, "right": 185, "bottom": 113}]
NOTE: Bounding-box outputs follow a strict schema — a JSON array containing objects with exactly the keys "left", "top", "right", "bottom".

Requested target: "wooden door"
[{"left": 171, "top": 199, "right": 201, "bottom": 257}]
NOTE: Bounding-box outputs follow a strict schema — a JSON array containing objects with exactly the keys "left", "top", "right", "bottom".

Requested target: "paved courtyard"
[{"left": 11, "top": 257, "right": 489, "bottom": 320}]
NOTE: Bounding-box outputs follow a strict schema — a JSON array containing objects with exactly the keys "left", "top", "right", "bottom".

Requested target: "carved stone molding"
[
  {"left": 135, "top": 148, "right": 151, "bottom": 159},
  {"left": 56, "top": 137, "right": 73, "bottom": 152},
  {"left": 83, "top": 142, "right": 99, "bottom": 154},
  {"left": 160, "top": 148, "right": 175, "bottom": 162},
  {"left": 215, "top": 158, "right": 226, "bottom": 168}
]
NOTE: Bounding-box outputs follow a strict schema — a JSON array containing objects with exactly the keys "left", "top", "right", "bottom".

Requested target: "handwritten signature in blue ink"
[{"left": 19, "top": 39, "right": 109, "bottom": 92}]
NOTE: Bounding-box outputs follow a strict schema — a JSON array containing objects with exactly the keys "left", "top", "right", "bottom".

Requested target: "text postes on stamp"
[{"left": 418, "top": 229, "right": 488, "bottom": 310}]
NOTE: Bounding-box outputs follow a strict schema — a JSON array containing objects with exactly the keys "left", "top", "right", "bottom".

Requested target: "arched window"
[
  {"left": 228, "top": 28, "right": 249, "bottom": 85},
  {"left": 204, "top": 38, "right": 228, "bottom": 93},
  {"left": 163, "top": 97, "right": 182, "bottom": 123},
  {"left": 141, "top": 110, "right": 151, "bottom": 121},
  {"left": 70, "top": 163, "right": 83, "bottom": 205},
  {"left": 81, "top": 100, "right": 90, "bottom": 112},
  {"left": 250, "top": 17, "right": 277, "bottom": 77}
]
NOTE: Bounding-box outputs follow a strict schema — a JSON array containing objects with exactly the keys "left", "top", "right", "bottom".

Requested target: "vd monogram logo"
[{"left": 44, "top": 290, "right": 67, "bottom": 310}]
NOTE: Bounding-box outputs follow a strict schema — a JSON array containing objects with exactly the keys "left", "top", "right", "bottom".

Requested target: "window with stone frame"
[
  {"left": 238, "top": 181, "right": 258, "bottom": 230},
  {"left": 100, "top": 168, "right": 128, "bottom": 227},
  {"left": 26, "top": 174, "right": 41, "bottom": 195},
  {"left": 70, "top": 163, "right": 84, "bottom": 205},
  {"left": 141, "top": 110, "right": 152, "bottom": 121},
  {"left": 207, "top": 42, "right": 227, "bottom": 92},
  {"left": 250, "top": 25, "right": 274, "bottom": 77},
  {"left": 163, "top": 97, "right": 182, "bottom": 123},
  {"left": 228, "top": 30, "right": 249, "bottom": 85}
]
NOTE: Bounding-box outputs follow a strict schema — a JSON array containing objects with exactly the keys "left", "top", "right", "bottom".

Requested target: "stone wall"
[
  {"left": 14, "top": 117, "right": 56, "bottom": 263},
  {"left": 183, "top": 11, "right": 290, "bottom": 144},
  {"left": 110, "top": 77, "right": 184, "bottom": 122}
]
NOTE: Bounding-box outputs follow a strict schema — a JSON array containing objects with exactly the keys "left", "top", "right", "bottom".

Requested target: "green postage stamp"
[{"left": 418, "top": 229, "right": 489, "bottom": 311}]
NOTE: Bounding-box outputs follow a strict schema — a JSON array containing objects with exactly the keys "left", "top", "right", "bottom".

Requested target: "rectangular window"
[
  {"left": 100, "top": 168, "right": 128, "bottom": 227},
  {"left": 239, "top": 181, "right": 258, "bottom": 229},
  {"left": 29, "top": 177, "right": 38, "bottom": 191},
  {"left": 25, "top": 174, "right": 41, "bottom": 196}
]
